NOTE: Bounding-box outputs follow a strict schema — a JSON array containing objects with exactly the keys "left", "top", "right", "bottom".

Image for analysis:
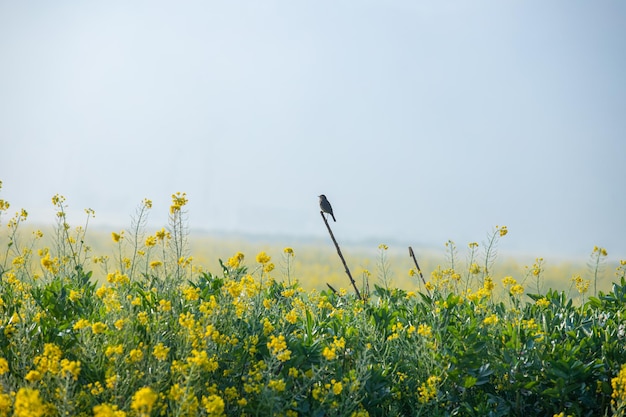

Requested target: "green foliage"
[{"left": 0, "top": 189, "right": 625, "bottom": 416}]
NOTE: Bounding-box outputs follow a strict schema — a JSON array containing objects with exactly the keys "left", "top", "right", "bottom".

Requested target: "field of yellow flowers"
[{"left": 1, "top": 183, "right": 626, "bottom": 416}]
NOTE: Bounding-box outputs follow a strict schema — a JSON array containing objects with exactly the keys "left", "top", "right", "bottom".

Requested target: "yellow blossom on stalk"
[
  {"left": 178, "top": 256, "right": 193, "bottom": 268},
  {"left": 0, "top": 358, "right": 8, "bottom": 375},
  {"left": 179, "top": 312, "right": 196, "bottom": 330},
  {"left": 378, "top": 243, "right": 388, "bottom": 250},
  {"left": 572, "top": 274, "right": 590, "bottom": 294},
  {"left": 483, "top": 277, "right": 495, "bottom": 293},
  {"left": 69, "top": 290, "right": 82, "bottom": 302},
  {"left": 105, "top": 345, "right": 124, "bottom": 358},
  {"left": 469, "top": 263, "right": 481, "bottom": 275},
  {"left": 13, "top": 388, "right": 45, "bottom": 417},
  {"left": 483, "top": 314, "right": 499, "bottom": 325},
  {"left": 536, "top": 297, "right": 551, "bottom": 308},
  {"left": 73, "top": 319, "right": 91, "bottom": 331},
  {"left": 256, "top": 251, "right": 271, "bottom": 264},
  {"left": 25, "top": 370, "right": 42, "bottom": 382},
  {"left": 93, "top": 403, "right": 127, "bottom": 417},
  {"left": 227, "top": 252, "right": 245, "bottom": 268},
  {"left": 170, "top": 192, "right": 188, "bottom": 213},
  {"left": 285, "top": 309, "right": 298, "bottom": 324},
  {"left": 60, "top": 359, "right": 81, "bottom": 381},
  {"left": 155, "top": 228, "right": 168, "bottom": 242},
  {"left": 144, "top": 235, "right": 157, "bottom": 248},
  {"left": 510, "top": 284, "right": 524, "bottom": 296},
  {"left": 417, "top": 375, "right": 441, "bottom": 404},
  {"left": 111, "top": 232, "right": 123, "bottom": 243},
  {"left": 417, "top": 324, "right": 432, "bottom": 337},
  {"left": 332, "top": 380, "right": 343, "bottom": 395},
  {"left": 268, "top": 378, "right": 287, "bottom": 392},
  {"left": 502, "top": 276, "right": 517, "bottom": 287},
  {"left": 611, "top": 363, "right": 626, "bottom": 408},
  {"left": 153, "top": 343, "right": 170, "bottom": 361},
  {"left": 497, "top": 225, "right": 508, "bottom": 237},
  {"left": 137, "top": 311, "right": 149, "bottom": 326},
  {"left": 267, "top": 334, "right": 291, "bottom": 362},
  {"left": 262, "top": 317, "right": 275, "bottom": 335},
  {"left": 114, "top": 319, "right": 125, "bottom": 330},
  {"left": 92, "top": 322, "right": 108, "bottom": 334},
  {"left": 283, "top": 247, "right": 294, "bottom": 256},
  {"left": 409, "top": 268, "right": 417, "bottom": 277},
  {"left": 150, "top": 260, "right": 163, "bottom": 269},
  {"left": 263, "top": 262, "right": 275, "bottom": 273},
  {"left": 128, "top": 347, "right": 144, "bottom": 363},
  {"left": 201, "top": 394, "right": 225, "bottom": 417},
  {"left": 594, "top": 246, "right": 608, "bottom": 257},
  {"left": 182, "top": 286, "right": 200, "bottom": 301},
  {"left": 131, "top": 387, "right": 158, "bottom": 417},
  {"left": 159, "top": 299, "right": 172, "bottom": 312}
]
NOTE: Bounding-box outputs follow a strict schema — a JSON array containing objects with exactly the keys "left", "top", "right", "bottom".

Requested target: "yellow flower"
[
  {"left": 144, "top": 235, "right": 157, "bottom": 248},
  {"left": 25, "top": 370, "right": 42, "bottom": 382},
  {"left": 92, "top": 322, "right": 108, "bottom": 334},
  {"left": 170, "top": 192, "right": 188, "bottom": 214},
  {"left": 536, "top": 297, "right": 550, "bottom": 308},
  {"left": 417, "top": 324, "right": 432, "bottom": 337},
  {"left": 483, "top": 314, "right": 499, "bottom": 325},
  {"left": 128, "top": 348, "right": 144, "bottom": 363},
  {"left": 13, "top": 388, "right": 45, "bottom": 417},
  {"left": 150, "top": 260, "right": 163, "bottom": 269},
  {"left": 283, "top": 247, "right": 294, "bottom": 256},
  {"left": 60, "top": 359, "right": 81, "bottom": 380},
  {"left": 153, "top": 343, "right": 170, "bottom": 361},
  {"left": 0, "top": 358, "right": 8, "bottom": 375},
  {"left": 256, "top": 251, "right": 271, "bottom": 264},
  {"left": 510, "top": 284, "right": 524, "bottom": 296},
  {"left": 378, "top": 243, "right": 388, "bottom": 250},
  {"left": 498, "top": 225, "right": 508, "bottom": 237},
  {"left": 227, "top": 252, "right": 245, "bottom": 268},
  {"left": 131, "top": 387, "right": 158, "bottom": 417},
  {"left": 332, "top": 380, "right": 343, "bottom": 395},
  {"left": 201, "top": 394, "right": 225, "bottom": 417},
  {"left": 267, "top": 335, "right": 291, "bottom": 362},
  {"left": 93, "top": 403, "right": 127, "bottom": 417},
  {"left": 111, "top": 232, "right": 123, "bottom": 243}
]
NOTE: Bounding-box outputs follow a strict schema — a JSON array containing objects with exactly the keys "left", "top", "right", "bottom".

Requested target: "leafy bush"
[{"left": 0, "top": 184, "right": 625, "bottom": 416}]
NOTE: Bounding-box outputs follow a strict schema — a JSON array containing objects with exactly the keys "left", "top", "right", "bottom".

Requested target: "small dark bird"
[{"left": 318, "top": 194, "right": 336, "bottom": 222}]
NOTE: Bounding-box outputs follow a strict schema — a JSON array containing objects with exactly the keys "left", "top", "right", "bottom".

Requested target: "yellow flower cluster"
[
  {"left": 612, "top": 363, "right": 626, "bottom": 411},
  {"left": 267, "top": 334, "right": 292, "bottom": 362},
  {"left": 322, "top": 336, "right": 345, "bottom": 361},
  {"left": 417, "top": 375, "right": 441, "bottom": 404}
]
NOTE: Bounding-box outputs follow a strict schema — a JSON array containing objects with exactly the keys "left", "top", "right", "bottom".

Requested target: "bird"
[{"left": 318, "top": 194, "right": 336, "bottom": 222}]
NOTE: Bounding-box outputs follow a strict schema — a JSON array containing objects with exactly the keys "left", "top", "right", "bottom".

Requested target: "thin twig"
[
  {"left": 320, "top": 211, "right": 362, "bottom": 300},
  {"left": 409, "top": 246, "right": 431, "bottom": 297}
]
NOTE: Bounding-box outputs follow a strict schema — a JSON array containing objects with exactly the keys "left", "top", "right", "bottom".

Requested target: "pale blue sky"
[{"left": 1, "top": 1, "right": 625, "bottom": 259}]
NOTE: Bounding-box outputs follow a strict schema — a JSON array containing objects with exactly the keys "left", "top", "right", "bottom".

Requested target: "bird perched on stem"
[{"left": 318, "top": 194, "right": 336, "bottom": 222}]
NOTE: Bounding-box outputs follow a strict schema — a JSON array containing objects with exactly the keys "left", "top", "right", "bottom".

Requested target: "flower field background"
[{"left": 1, "top": 184, "right": 626, "bottom": 416}]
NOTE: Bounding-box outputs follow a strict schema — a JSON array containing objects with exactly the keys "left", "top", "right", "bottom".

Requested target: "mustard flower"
[
  {"left": 25, "top": 370, "right": 42, "bottom": 382},
  {"left": 60, "top": 359, "right": 81, "bottom": 381},
  {"left": 170, "top": 192, "right": 188, "bottom": 214},
  {"left": 536, "top": 297, "right": 551, "bottom": 308},
  {"left": 417, "top": 324, "right": 433, "bottom": 337},
  {"left": 201, "top": 394, "right": 225, "bottom": 417},
  {"left": 256, "top": 251, "right": 271, "bottom": 264},
  {"left": 93, "top": 403, "right": 127, "bottom": 417},
  {"left": 227, "top": 252, "right": 245, "bottom": 268},
  {"left": 153, "top": 343, "right": 170, "bottom": 361},
  {"left": 13, "top": 388, "right": 45, "bottom": 417},
  {"left": 92, "top": 322, "right": 108, "bottom": 334},
  {"left": 0, "top": 358, "right": 8, "bottom": 375},
  {"left": 128, "top": 348, "right": 144, "bottom": 363},
  {"left": 283, "top": 247, "right": 294, "bottom": 256},
  {"left": 111, "top": 232, "right": 123, "bottom": 243},
  {"left": 131, "top": 387, "right": 158, "bottom": 417},
  {"left": 332, "top": 380, "right": 343, "bottom": 395}
]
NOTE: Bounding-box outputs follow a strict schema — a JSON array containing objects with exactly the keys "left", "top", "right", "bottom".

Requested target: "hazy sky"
[{"left": 1, "top": 1, "right": 625, "bottom": 260}]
